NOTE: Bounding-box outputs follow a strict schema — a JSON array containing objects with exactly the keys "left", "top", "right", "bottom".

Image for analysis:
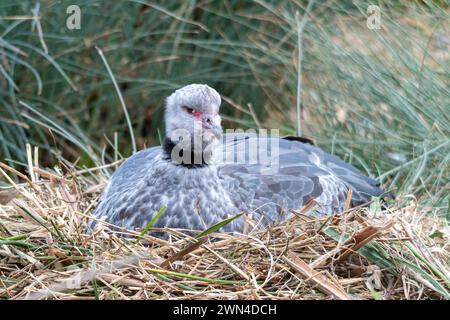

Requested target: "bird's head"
[
  {"left": 164, "top": 84, "right": 222, "bottom": 164},
  {"left": 165, "top": 84, "right": 222, "bottom": 137}
]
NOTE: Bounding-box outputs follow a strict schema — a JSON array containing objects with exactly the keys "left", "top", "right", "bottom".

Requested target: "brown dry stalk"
[
  {"left": 336, "top": 220, "right": 396, "bottom": 262},
  {"left": 283, "top": 251, "right": 351, "bottom": 300},
  {"left": 344, "top": 189, "right": 353, "bottom": 213},
  {"left": 160, "top": 237, "right": 207, "bottom": 268},
  {"left": 0, "top": 162, "right": 36, "bottom": 191}
]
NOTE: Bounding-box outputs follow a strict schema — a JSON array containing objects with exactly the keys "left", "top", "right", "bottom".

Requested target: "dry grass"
[{"left": 0, "top": 162, "right": 449, "bottom": 300}]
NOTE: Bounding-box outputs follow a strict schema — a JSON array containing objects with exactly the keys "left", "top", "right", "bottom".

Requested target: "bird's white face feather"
[{"left": 165, "top": 84, "right": 222, "bottom": 144}]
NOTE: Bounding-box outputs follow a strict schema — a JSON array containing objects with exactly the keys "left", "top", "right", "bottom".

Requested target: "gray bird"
[{"left": 91, "top": 84, "right": 387, "bottom": 236}]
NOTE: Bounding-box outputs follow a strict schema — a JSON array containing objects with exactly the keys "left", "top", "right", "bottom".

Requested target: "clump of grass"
[{"left": 0, "top": 159, "right": 448, "bottom": 300}]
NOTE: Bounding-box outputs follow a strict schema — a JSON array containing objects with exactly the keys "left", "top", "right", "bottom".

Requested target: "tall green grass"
[{"left": 0, "top": 1, "right": 448, "bottom": 216}]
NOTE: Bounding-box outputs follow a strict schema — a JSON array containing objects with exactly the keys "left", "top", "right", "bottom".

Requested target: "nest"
[{"left": 0, "top": 163, "right": 449, "bottom": 300}]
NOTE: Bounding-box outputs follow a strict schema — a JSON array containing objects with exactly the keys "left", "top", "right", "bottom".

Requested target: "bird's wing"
[{"left": 215, "top": 133, "right": 383, "bottom": 221}]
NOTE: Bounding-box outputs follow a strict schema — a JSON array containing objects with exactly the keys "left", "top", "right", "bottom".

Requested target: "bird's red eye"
[{"left": 183, "top": 106, "right": 195, "bottom": 114}]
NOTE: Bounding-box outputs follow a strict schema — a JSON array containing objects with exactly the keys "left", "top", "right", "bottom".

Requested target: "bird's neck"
[{"left": 163, "top": 137, "right": 214, "bottom": 168}]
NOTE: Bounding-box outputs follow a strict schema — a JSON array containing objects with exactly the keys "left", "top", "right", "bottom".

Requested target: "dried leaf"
[
  {"left": 160, "top": 237, "right": 207, "bottom": 269},
  {"left": 300, "top": 198, "right": 317, "bottom": 214},
  {"left": 336, "top": 220, "right": 395, "bottom": 262},
  {"left": 283, "top": 251, "right": 351, "bottom": 300}
]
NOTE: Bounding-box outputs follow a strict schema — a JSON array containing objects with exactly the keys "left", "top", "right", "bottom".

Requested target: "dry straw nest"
[{"left": 0, "top": 163, "right": 449, "bottom": 300}]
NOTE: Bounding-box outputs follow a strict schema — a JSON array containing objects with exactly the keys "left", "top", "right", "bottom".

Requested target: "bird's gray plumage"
[{"left": 91, "top": 84, "right": 386, "bottom": 236}]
